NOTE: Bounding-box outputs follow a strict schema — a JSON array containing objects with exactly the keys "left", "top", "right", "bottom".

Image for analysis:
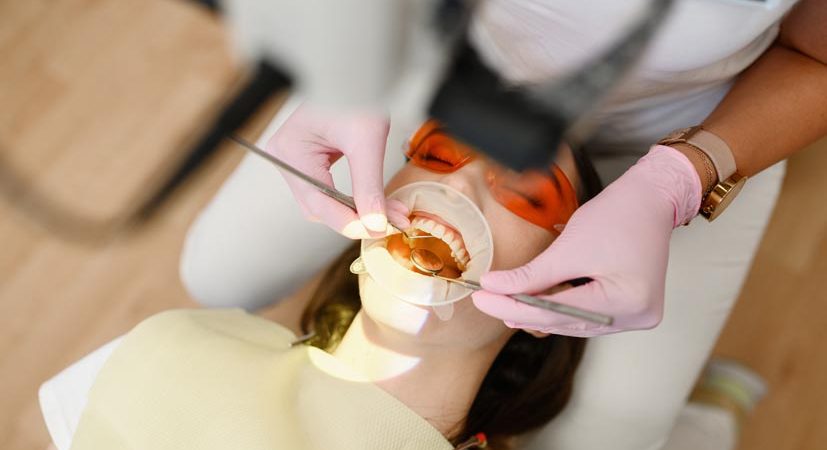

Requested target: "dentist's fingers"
[
  {"left": 341, "top": 122, "right": 391, "bottom": 233},
  {"left": 386, "top": 199, "right": 411, "bottom": 229},
  {"left": 386, "top": 199, "right": 411, "bottom": 218},
  {"left": 295, "top": 201, "right": 320, "bottom": 223},
  {"left": 386, "top": 210, "right": 411, "bottom": 232},
  {"left": 283, "top": 176, "right": 386, "bottom": 239},
  {"left": 471, "top": 282, "right": 616, "bottom": 337},
  {"left": 265, "top": 103, "right": 395, "bottom": 239},
  {"left": 480, "top": 237, "right": 586, "bottom": 296}
]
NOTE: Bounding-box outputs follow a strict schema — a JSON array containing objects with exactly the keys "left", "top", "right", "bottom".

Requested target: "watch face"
[{"left": 704, "top": 175, "right": 747, "bottom": 221}]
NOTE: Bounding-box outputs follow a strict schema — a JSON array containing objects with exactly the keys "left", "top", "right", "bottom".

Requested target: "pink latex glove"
[
  {"left": 472, "top": 145, "right": 703, "bottom": 337},
  {"left": 266, "top": 103, "right": 410, "bottom": 239}
]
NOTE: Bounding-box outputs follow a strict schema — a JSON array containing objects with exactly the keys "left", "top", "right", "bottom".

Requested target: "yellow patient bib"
[{"left": 70, "top": 309, "right": 452, "bottom": 450}]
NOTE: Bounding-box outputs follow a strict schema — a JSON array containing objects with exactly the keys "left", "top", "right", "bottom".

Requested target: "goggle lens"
[
  {"left": 406, "top": 121, "right": 578, "bottom": 232},
  {"left": 406, "top": 121, "right": 474, "bottom": 173},
  {"left": 486, "top": 165, "right": 578, "bottom": 230}
]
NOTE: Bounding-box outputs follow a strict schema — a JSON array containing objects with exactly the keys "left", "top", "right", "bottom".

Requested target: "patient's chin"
[{"left": 357, "top": 274, "right": 433, "bottom": 336}]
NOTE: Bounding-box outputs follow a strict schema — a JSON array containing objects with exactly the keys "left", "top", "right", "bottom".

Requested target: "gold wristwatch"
[{"left": 658, "top": 126, "right": 747, "bottom": 222}]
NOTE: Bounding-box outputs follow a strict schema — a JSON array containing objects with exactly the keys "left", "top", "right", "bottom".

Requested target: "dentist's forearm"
[
  {"left": 702, "top": 45, "right": 827, "bottom": 177},
  {"left": 700, "top": 0, "right": 827, "bottom": 177}
]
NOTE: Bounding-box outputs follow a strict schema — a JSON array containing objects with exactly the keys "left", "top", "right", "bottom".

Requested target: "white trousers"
[{"left": 179, "top": 102, "right": 785, "bottom": 449}]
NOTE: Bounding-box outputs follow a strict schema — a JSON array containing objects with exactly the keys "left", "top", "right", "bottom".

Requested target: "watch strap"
[
  {"left": 658, "top": 126, "right": 745, "bottom": 222},
  {"left": 683, "top": 126, "right": 737, "bottom": 182}
]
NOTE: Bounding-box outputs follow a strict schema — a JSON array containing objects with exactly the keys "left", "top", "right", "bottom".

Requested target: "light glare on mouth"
[
  {"left": 409, "top": 213, "right": 471, "bottom": 271},
  {"left": 359, "top": 181, "right": 494, "bottom": 307}
]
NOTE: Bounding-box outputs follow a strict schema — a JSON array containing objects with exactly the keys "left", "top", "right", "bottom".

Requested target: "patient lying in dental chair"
[{"left": 40, "top": 121, "right": 590, "bottom": 450}]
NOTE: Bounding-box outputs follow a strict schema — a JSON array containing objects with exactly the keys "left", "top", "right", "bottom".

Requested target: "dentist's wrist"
[
  {"left": 670, "top": 142, "right": 718, "bottom": 196},
  {"left": 638, "top": 145, "right": 704, "bottom": 227}
]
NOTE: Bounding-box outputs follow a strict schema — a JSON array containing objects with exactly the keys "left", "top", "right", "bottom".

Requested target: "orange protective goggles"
[{"left": 405, "top": 120, "right": 579, "bottom": 232}]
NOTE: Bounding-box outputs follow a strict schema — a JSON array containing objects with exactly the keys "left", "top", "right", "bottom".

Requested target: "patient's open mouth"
[
  {"left": 360, "top": 181, "right": 493, "bottom": 306},
  {"left": 410, "top": 211, "right": 470, "bottom": 268},
  {"left": 385, "top": 211, "right": 470, "bottom": 279}
]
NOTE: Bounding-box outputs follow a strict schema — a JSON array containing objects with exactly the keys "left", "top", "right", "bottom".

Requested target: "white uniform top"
[{"left": 470, "top": 0, "right": 799, "bottom": 180}]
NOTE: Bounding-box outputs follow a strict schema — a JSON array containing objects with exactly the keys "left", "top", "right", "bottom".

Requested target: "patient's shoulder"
[{"left": 131, "top": 309, "right": 297, "bottom": 351}]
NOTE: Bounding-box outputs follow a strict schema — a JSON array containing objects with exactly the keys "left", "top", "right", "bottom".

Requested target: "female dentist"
[{"left": 180, "top": 0, "right": 827, "bottom": 449}]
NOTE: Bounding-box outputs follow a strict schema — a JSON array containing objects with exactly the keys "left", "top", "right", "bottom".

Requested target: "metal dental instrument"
[
  {"left": 227, "top": 134, "right": 432, "bottom": 241},
  {"left": 410, "top": 246, "right": 446, "bottom": 274},
  {"left": 410, "top": 248, "right": 614, "bottom": 326}
]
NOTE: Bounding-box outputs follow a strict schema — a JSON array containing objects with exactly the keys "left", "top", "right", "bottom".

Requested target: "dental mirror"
[
  {"left": 410, "top": 247, "right": 445, "bottom": 275},
  {"left": 410, "top": 248, "right": 476, "bottom": 289}
]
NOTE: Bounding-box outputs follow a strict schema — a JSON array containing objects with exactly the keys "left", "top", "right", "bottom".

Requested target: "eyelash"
[
  {"left": 421, "top": 152, "right": 448, "bottom": 163},
  {"left": 502, "top": 186, "right": 545, "bottom": 209},
  {"left": 523, "top": 194, "right": 544, "bottom": 208}
]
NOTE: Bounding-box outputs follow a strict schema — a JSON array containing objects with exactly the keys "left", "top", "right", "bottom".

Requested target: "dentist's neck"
[{"left": 333, "top": 310, "right": 504, "bottom": 437}]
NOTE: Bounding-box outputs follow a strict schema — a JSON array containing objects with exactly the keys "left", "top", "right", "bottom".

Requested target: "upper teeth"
[{"left": 410, "top": 217, "right": 470, "bottom": 269}]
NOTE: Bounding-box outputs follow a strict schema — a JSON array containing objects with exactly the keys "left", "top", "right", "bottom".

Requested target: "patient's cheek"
[{"left": 487, "top": 205, "right": 555, "bottom": 270}]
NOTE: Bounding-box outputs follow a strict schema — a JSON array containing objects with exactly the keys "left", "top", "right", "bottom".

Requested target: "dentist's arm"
[{"left": 472, "top": 0, "right": 827, "bottom": 337}]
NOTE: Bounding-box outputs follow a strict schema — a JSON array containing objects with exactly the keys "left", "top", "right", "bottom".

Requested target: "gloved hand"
[
  {"left": 472, "top": 145, "right": 703, "bottom": 337},
  {"left": 266, "top": 103, "right": 410, "bottom": 239}
]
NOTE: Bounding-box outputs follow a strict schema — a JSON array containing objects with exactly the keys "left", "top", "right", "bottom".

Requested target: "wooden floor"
[{"left": 0, "top": 1, "right": 825, "bottom": 449}]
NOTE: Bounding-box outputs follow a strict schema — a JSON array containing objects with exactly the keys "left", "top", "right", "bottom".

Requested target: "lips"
[
  {"left": 389, "top": 181, "right": 493, "bottom": 280},
  {"left": 409, "top": 211, "right": 470, "bottom": 269}
]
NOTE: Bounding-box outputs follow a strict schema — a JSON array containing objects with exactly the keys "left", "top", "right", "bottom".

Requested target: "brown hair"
[{"left": 300, "top": 243, "right": 586, "bottom": 449}]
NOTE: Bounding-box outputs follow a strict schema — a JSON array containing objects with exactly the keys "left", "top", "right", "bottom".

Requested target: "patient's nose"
[{"left": 439, "top": 161, "right": 485, "bottom": 203}]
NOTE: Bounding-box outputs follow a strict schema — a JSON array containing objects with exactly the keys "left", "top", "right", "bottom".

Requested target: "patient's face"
[{"left": 359, "top": 125, "right": 579, "bottom": 349}]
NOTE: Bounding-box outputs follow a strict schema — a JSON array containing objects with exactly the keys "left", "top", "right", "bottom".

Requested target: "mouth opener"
[
  {"left": 228, "top": 135, "right": 432, "bottom": 243},
  {"left": 410, "top": 248, "right": 614, "bottom": 326}
]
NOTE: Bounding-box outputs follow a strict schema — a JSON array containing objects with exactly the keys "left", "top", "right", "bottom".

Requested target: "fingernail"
[
  {"left": 341, "top": 220, "right": 371, "bottom": 239},
  {"left": 362, "top": 212, "right": 388, "bottom": 232},
  {"left": 361, "top": 196, "right": 388, "bottom": 232}
]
